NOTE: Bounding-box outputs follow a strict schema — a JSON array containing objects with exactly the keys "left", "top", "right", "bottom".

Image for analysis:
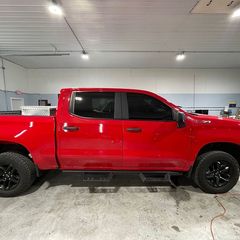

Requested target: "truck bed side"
[{"left": 0, "top": 115, "right": 57, "bottom": 169}]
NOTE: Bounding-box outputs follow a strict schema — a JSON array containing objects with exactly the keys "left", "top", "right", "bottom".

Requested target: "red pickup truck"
[{"left": 0, "top": 88, "right": 239, "bottom": 197}]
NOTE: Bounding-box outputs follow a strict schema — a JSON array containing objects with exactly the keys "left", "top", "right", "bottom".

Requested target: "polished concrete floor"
[{"left": 0, "top": 171, "right": 240, "bottom": 240}]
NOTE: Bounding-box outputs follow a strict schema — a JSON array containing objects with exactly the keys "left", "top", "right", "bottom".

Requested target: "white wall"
[
  {"left": 1, "top": 62, "right": 240, "bottom": 114},
  {"left": 3, "top": 60, "right": 28, "bottom": 92},
  {"left": 26, "top": 68, "right": 240, "bottom": 94},
  {"left": 0, "top": 59, "right": 28, "bottom": 92},
  {"left": 195, "top": 69, "right": 240, "bottom": 94},
  {"left": 0, "top": 61, "right": 4, "bottom": 90},
  {"left": 0, "top": 59, "right": 28, "bottom": 111},
  {"left": 25, "top": 68, "right": 240, "bottom": 115},
  {"left": 1, "top": 62, "right": 239, "bottom": 95}
]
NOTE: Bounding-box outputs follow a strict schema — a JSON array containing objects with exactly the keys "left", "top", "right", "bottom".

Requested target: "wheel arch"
[
  {"left": 0, "top": 142, "right": 40, "bottom": 177},
  {"left": 189, "top": 142, "right": 240, "bottom": 177},
  {"left": 0, "top": 141, "right": 32, "bottom": 159}
]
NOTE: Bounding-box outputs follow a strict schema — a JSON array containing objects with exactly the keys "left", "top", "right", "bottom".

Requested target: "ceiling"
[{"left": 0, "top": 0, "right": 240, "bottom": 68}]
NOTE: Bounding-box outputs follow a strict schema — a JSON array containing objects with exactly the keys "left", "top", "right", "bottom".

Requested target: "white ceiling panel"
[{"left": 0, "top": 0, "right": 240, "bottom": 68}]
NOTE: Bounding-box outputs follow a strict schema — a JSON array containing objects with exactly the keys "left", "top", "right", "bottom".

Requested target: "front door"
[
  {"left": 57, "top": 91, "right": 123, "bottom": 170},
  {"left": 122, "top": 92, "right": 190, "bottom": 171}
]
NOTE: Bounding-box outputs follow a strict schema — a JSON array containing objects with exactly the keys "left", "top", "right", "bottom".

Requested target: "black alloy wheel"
[
  {"left": 0, "top": 164, "right": 20, "bottom": 191},
  {"left": 193, "top": 151, "right": 239, "bottom": 194},
  {"left": 205, "top": 160, "right": 231, "bottom": 188},
  {"left": 0, "top": 152, "right": 36, "bottom": 197}
]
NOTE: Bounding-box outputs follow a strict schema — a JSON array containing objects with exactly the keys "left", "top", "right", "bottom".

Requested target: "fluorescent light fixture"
[
  {"left": 81, "top": 51, "right": 89, "bottom": 60},
  {"left": 48, "top": 1, "right": 63, "bottom": 15},
  {"left": 176, "top": 52, "right": 186, "bottom": 61},
  {"left": 232, "top": 8, "right": 240, "bottom": 18}
]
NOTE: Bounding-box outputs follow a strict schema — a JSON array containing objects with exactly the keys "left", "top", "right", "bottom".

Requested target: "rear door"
[
  {"left": 122, "top": 92, "right": 190, "bottom": 171},
  {"left": 57, "top": 91, "right": 123, "bottom": 170}
]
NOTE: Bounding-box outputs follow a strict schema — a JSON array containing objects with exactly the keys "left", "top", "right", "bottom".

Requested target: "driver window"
[{"left": 127, "top": 93, "right": 173, "bottom": 121}]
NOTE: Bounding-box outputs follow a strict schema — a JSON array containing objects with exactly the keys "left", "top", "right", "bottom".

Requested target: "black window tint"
[
  {"left": 72, "top": 92, "right": 115, "bottom": 119},
  {"left": 127, "top": 93, "right": 173, "bottom": 120}
]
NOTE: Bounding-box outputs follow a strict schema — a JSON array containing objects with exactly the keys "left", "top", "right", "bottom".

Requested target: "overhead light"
[
  {"left": 81, "top": 51, "right": 89, "bottom": 60},
  {"left": 48, "top": 0, "right": 63, "bottom": 16},
  {"left": 231, "top": 7, "right": 240, "bottom": 18},
  {"left": 176, "top": 52, "right": 186, "bottom": 61},
  {"left": 75, "top": 97, "right": 83, "bottom": 101}
]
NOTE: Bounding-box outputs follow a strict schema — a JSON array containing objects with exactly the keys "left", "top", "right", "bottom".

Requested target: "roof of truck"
[
  {"left": 61, "top": 88, "right": 162, "bottom": 96},
  {"left": 61, "top": 87, "right": 153, "bottom": 92}
]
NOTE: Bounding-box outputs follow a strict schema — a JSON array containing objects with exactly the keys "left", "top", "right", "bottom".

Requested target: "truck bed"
[{"left": 0, "top": 115, "right": 58, "bottom": 169}]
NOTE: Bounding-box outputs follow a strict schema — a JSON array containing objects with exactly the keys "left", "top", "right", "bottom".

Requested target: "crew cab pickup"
[{"left": 0, "top": 88, "right": 240, "bottom": 197}]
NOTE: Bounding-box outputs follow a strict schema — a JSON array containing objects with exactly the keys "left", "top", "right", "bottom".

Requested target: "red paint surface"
[{"left": 1, "top": 88, "right": 240, "bottom": 171}]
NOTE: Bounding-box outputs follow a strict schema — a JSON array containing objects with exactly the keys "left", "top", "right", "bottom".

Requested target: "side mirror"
[{"left": 177, "top": 112, "right": 186, "bottom": 128}]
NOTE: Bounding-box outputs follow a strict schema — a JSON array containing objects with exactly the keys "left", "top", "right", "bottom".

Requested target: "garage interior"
[{"left": 0, "top": 0, "right": 240, "bottom": 239}]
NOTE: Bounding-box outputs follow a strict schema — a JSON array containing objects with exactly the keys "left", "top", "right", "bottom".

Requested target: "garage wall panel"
[
  {"left": 156, "top": 69, "right": 194, "bottom": 94},
  {"left": 1, "top": 65, "right": 240, "bottom": 114},
  {"left": 0, "top": 62, "right": 5, "bottom": 110},
  {"left": 0, "top": 63, "right": 4, "bottom": 90},
  {"left": 26, "top": 68, "right": 240, "bottom": 94},
  {"left": 3, "top": 60, "right": 28, "bottom": 92},
  {"left": 0, "top": 90, "right": 7, "bottom": 111},
  {"left": 26, "top": 68, "right": 159, "bottom": 94},
  {"left": 0, "top": 59, "right": 28, "bottom": 111},
  {"left": 24, "top": 93, "right": 58, "bottom": 107},
  {"left": 26, "top": 68, "right": 196, "bottom": 94},
  {"left": 195, "top": 69, "right": 240, "bottom": 94},
  {"left": 160, "top": 94, "right": 194, "bottom": 108},
  {"left": 25, "top": 68, "right": 240, "bottom": 115},
  {"left": 0, "top": 90, "right": 32, "bottom": 111}
]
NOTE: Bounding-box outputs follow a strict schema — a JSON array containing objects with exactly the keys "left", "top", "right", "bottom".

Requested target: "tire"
[
  {"left": 0, "top": 152, "right": 36, "bottom": 197},
  {"left": 193, "top": 151, "right": 239, "bottom": 194}
]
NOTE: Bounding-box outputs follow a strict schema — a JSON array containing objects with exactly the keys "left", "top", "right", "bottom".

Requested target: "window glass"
[
  {"left": 72, "top": 92, "right": 115, "bottom": 119},
  {"left": 127, "top": 93, "right": 173, "bottom": 120}
]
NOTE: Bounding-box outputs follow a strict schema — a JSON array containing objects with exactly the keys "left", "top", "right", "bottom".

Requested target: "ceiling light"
[
  {"left": 232, "top": 8, "right": 240, "bottom": 18},
  {"left": 81, "top": 51, "right": 89, "bottom": 60},
  {"left": 48, "top": 0, "right": 63, "bottom": 15},
  {"left": 176, "top": 52, "right": 186, "bottom": 61},
  {"left": 75, "top": 97, "right": 83, "bottom": 101}
]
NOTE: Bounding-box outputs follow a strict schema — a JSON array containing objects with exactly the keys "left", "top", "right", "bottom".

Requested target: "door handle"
[
  {"left": 126, "top": 127, "right": 142, "bottom": 133},
  {"left": 63, "top": 126, "right": 79, "bottom": 132}
]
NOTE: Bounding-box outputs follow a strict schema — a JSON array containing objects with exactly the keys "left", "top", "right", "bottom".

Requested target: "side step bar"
[
  {"left": 63, "top": 170, "right": 183, "bottom": 186},
  {"left": 82, "top": 172, "right": 113, "bottom": 182},
  {"left": 139, "top": 172, "right": 182, "bottom": 188}
]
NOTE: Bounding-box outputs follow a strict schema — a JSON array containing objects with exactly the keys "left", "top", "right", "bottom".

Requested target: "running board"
[
  {"left": 139, "top": 172, "right": 182, "bottom": 188},
  {"left": 82, "top": 172, "right": 113, "bottom": 182},
  {"left": 62, "top": 170, "right": 183, "bottom": 186}
]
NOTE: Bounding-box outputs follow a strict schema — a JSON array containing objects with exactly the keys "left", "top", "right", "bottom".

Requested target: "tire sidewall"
[
  {"left": 0, "top": 153, "right": 34, "bottom": 197},
  {"left": 196, "top": 151, "right": 239, "bottom": 194}
]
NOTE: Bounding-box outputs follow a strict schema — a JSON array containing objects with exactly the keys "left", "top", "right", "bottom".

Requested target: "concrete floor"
[{"left": 0, "top": 171, "right": 240, "bottom": 240}]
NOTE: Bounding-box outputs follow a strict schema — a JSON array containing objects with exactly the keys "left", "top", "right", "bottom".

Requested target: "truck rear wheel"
[
  {"left": 0, "top": 152, "right": 36, "bottom": 197},
  {"left": 193, "top": 151, "right": 239, "bottom": 194}
]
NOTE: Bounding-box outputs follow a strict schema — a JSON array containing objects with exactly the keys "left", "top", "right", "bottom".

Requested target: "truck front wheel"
[
  {"left": 0, "top": 152, "right": 36, "bottom": 197},
  {"left": 193, "top": 151, "right": 239, "bottom": 194}
]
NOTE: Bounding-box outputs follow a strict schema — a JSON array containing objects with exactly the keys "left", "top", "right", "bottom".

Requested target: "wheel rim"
[
  {"left": 205, "top": 160, "right": 232, "bottom": 188},
  {"left": 0, "top": 164, "right": 20, "bottom": 191}
]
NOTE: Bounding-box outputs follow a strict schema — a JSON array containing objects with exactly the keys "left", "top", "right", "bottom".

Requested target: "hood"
[{"left": 188, "top": 113, "right": 240, "bottom": 126}]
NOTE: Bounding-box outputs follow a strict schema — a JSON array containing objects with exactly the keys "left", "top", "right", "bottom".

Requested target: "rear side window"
[
  {"left": 71, "top": 92, "right": 115, "bottom": 119},
  {"left": 127, "top": 93, "right": 173, "bottom": 120}
]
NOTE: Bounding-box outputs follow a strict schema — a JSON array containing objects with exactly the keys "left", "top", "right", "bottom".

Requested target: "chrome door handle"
[
  {"left": 63, "top": 126, "right": 79, "bottom": 132},
  {"left": 126, "top": 127, "right": 142, "bottom": 133}
]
